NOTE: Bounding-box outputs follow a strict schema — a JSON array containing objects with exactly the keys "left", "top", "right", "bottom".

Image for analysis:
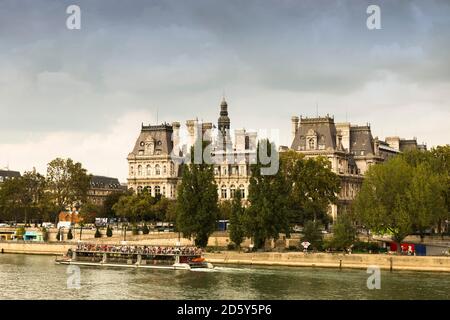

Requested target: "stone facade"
[
  {"left": 88, "top": 175, "right": 126, "bottom": 205},
  {"left": 127, "top": 98, "right": 256, "bottom": 202},
  {"left": 127, "top": 123, "right": 182, "bottom": 199},
  {"left": 290, "top": 115, "right": 426, "bottom": 222}
]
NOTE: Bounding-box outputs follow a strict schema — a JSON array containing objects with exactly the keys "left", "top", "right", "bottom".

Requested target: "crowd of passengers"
[{"left": 75, "top": 244, "right": 202, "bottom": 255}]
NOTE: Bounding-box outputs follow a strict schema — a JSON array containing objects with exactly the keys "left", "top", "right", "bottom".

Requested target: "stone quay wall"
[{"left": 204, "top": 252, "right": 450, "bottom": 272}]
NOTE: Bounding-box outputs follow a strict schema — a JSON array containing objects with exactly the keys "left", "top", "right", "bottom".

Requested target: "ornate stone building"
[
  {"left": 210, "top": 98, "right": 256, "bottom": 202},
  {"left": 290, "top": 115, "right": 426, "bottom": 221},
  {"left": 127, "top": 98, "right": 256, "bottom": 202},
  {"left": 127, "top": 123, "right": 182, "bottom": 199}
]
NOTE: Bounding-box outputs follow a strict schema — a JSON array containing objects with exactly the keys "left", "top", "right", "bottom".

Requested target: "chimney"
[{"left": 291, "top": 116, "right": 299, "bottom": 143}]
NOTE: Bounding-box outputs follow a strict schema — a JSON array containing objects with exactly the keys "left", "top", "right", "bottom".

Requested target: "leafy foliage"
[
  {"left": 354, "top": 154, "right": 447, "bottom": 249},
  {"left": 245, "top": 140, "right": 291, "bottom": 249},
  {"left": 229, "top": 191, "right": 245, "bottom": 248},
  {"left": 67, "top": 228, "right": 73, "bottom": 240},
  {"left": 176, "top": 143, "right": 218, "bottom": 247},
  {"left": 330, "top": 213, "right": 357, "bottom": 251},
  {"left": 94, "top": 227, "right": 102, "bottom": 238},
  {"left": 301, "top": 220, "right": 323, "bottom": 250},
  {"left": 106, "top": 225, "right": 113, "bottom": 237}
]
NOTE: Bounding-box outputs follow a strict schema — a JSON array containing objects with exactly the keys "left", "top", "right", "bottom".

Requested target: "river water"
[{"left": 0, "top": 254, "right": 448, "bottom": 300}]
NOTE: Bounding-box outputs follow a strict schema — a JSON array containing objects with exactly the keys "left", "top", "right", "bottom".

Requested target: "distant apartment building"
[
  {"left": 0, "top": 169, "right": 21, "bottom": 185},
  {"left": 289, "top": 115, "right": 426, "bottom": 221},
  {"left": 87, "top": 175, "right": 126, "bottom": 206}
]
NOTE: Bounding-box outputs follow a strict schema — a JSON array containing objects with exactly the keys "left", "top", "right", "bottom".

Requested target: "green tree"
[
  {"left": 176, "top": 143, "right": 219, "bottom": 247},
  {"left": 112, "top": 194, "right": 135, "bottom": 222},
  {"left": 142, "top": 224, "right": 150, "bottom": 235},
  {"left": 229, "top": 190, "right": 245, "bottom": 248},
  {"left": 281, "top": 151, "right": 340, "bottom": 227},
  {"left": 106, "top": 225, "right": 113, "bottom": 237},
  {"left": 331, "top": 213, "right": 357, "bottom": 251},
  {"left": 67, "top": 228, "right": 73, "bottom": 240},
  {"left": 301, "top": 220, "right": 323, "bottom": 250},
  {"left": 354, "top": 157, "right": 420, "bottom": 251},
  {"left": 406, "top": 163, "right": 447, "bottom": 240},
  {"left": 218, "top": 200, "right": 232, "bottom": 220},
  {"left": 46, "top": 158, "right": 91, "bottom": 221},
  {"left": 403, "top": 146, "right": 450, "bottom": 235},
  {"left": 41, "top": 227, "right": 49, "bottom": 242},
  {"left": 15, "top": 226, "right": 26, "bottom": 240},
  {"left": 0, "top": 177, "right": 26, "bottom": 223},
  {"left": 102, "top": 191, "right": 129, "bottom": 218},
  {"left": 245, "top": 140, "right": 291, "bottom": 249}
]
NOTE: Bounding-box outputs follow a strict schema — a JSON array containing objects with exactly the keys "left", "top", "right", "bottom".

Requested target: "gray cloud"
[{"left": 0, "top": 0, "right": 449, "bottom": 152}]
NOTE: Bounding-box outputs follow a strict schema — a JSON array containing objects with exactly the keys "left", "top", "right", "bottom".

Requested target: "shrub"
[
  {"left": 67, "top": 229, "right": 73, "bottom": 240},
  {"left": 142, "top": 224, "right": 150, "bottom": 235},
  {"left": 106, "top": 226, "right": 113, "bottom": 237},
  {"left": 132, "top": 225, "right": 139, "bottom": 235},
  {"left": 15, "top": 227, "right": 26, "bottom": 240},
  {"left": 94, "top": 228, "right": 102, "bottom": 238},
  {"left": 41, "top": 227, "right": 49, "bottom": 242},
  {"left": 353, "top": 241, "right": 380, "bottom": 253},
  {"left": 227, "top": 243, "right": 236, "bottom": 251},
  {"left": 301, "top": 221, "right": 323, "bottom": 250}
]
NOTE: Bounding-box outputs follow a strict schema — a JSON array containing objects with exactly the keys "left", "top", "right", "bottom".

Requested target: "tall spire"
[{"left": 217, "top": 97, "right": 231, "bottom": 151}]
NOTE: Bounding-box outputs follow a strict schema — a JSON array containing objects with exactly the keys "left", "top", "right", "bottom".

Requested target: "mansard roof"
[
  {"left": 0, "top": 170, "right": 21, "bottom": 178},
  {"left": 291, "top": 115, "right": 337, "bottom": 151},
  {"left": 90, "top": 175, "right": 121, "bottom": 189},
  {"left": 350, "top": 125, "right": 375, "bottom": 156},
  {"left": 129, "top": 123, "right": 174, "bottom": 157}
]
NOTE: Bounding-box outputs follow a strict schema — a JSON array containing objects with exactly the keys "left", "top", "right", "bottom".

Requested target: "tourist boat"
[{"left": 55, "top": 244, "right": 213, "bottom": 270}]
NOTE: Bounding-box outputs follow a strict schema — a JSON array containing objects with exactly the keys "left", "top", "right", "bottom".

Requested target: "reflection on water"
[{"left": 0, "top": 254, "right": 449, "bottom": 300}]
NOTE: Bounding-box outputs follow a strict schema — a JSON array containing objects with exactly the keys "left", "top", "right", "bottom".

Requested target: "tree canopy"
[{"left": 175, "top": 143, "right": 219, "bottom": 247}]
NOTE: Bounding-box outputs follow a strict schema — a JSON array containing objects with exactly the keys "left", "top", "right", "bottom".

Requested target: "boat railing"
[{"left": 74, "top": 249, "right": 202, "bottom": 256}]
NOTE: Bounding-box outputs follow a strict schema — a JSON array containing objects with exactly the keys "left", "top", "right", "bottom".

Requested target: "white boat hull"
[{"left": 56, "top": 259, "right": 213, "bottom": 271}]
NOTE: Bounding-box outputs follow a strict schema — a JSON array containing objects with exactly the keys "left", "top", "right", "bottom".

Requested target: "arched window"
[
  {"left": 239, "top": 185, "right": 245, "bottom": 199},
  {"left": 155, "top": 164, "right": 160, "bottom": 175},
  {"left": 308, "top": 138, "right": 315, "bottom": 150},
  {"left": 137, "top": 186, "right": 143, "bottom": 194},
  {"left": 221, "top": 185, "right": 227, "bottom": 199},
  {"left": 147, "top": 186, "right": 152, "bottom": 195},
  {"left": 146, "top": 165, "right": 151, "bottom": 176},
  {"left": 137, "top": 165, "right": 142, "bottom": 176},
  {"left": 163, "top": 165, "right": 167, "bottom": 175},
  {"left": 170, "top": 162, "right": 175, "bottom": 175},
  {"left": 155, "top": 185, "right": 161, "bottom": 196},
  {"left": 230, "top": 185, "right": 236, "bottom": 198}
]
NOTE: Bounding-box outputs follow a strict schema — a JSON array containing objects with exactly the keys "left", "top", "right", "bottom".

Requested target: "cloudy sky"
[{"left": 0, "top": 0, "right": 449, "bottom": 182}]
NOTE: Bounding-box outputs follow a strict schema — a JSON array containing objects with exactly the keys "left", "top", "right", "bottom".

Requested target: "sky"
[{"left": 0, "top": 0, "right": 449, "bottom": 182}]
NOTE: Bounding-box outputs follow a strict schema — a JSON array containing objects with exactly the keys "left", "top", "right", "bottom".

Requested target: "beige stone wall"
[
  {"left": 0, "top": 242, "right": 73, "bottom": 255},
  {"left": 205, "top": 252, "right": 450, "bottom": 272}
]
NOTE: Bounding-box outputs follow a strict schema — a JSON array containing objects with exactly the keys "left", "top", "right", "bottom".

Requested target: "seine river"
[{"left": 0, "top": 254, "right": 448, "bottom": 300}]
